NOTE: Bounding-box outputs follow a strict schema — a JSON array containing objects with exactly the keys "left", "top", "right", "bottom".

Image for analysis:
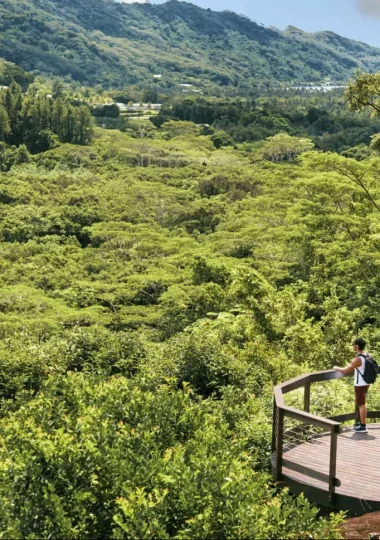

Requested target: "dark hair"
[{"left": 353, "top": 337, "right": 366, "bottom": 351}]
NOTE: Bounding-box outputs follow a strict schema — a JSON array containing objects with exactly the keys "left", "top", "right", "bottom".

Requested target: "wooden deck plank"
[{"left": 273, "top": 423, "right": 380, "bottom": 504}]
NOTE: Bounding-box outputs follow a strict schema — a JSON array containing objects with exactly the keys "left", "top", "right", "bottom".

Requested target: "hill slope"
[{"left": 1, "top": 0, "right": 380, "bottom": 88}]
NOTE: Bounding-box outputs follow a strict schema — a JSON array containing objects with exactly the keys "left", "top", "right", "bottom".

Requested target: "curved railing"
[{"left": 272, "top": 369, "right": 380, "bottom": 504}]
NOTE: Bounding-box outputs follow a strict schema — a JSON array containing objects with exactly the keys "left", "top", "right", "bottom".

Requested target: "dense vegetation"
[
  {"left": 2, "top": 0, "right": 380, "bottom": 91},
  {"left": 0, "top": 61, "right": 34, "bottom": 89},
  {"left": 0, "top": 131, "right": 348, "bottom": 539},
  {"left": 1, "top": 69, "right": 380, "bottom": 537},
  {"left": 0, "top": 82, "right": 93, "bottom": 163},
  {"left": 155, "top": 91, "right": 380, "bottom": 153}
]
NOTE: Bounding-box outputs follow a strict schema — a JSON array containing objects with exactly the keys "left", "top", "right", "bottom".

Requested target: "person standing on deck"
[{"left": 333, "top": 338, "right": 369, "bottom": 433}]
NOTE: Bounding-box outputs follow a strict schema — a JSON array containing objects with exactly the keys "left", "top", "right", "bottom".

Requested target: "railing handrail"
[
  {"left": 276, "top": 369, "right": 346, "bottom": 398},
  {"left": 273, "top": 369, "right": 349, "bottom": 504},
  {"left": 281, "top": 405, "right": 341, "bottom": 429},
  {"left": 274, "top": 369, "right": 346, "bottom": 426}
]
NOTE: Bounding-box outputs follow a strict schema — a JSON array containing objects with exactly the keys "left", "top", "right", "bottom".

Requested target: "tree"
[
  {"left": 129, "top": 119, "right": 156, "bottom": 139},
  {"left": 161, "top": 120, "right": 198, "bottom": 138},
  {"left": 210, "top": 130, "right": 234, "bottom": 149},
  {"left": 258, "top": 133, "right": 314, "bottom": 162},
  {"left": 0, "top": 105, "right": 10, "bottom": 141},
  {"left": 52, "top": 98, "right": 66, "bottom": 137},
  {"left": 34, "top": 129, "right": 59, "bottom": 153},
  {"left": 14, "top": 144, "right": 30, "bottom": 165},
  {"left": 72, "top": 106, "right": 94, "bottom": 145},
  {"left": 142, "top": 87, "right": 158, "bottom": 103},
  {"left": 3, "top": 82, "right": 23, "bottom": 145},
  {"left": 346, "top": 72, "right": 380, "bottom": 115},
  {"left": 52, "top": 79, "right": 65, "bottom": 99},
  {"left": 0, "top": 61, "right": 34, "bottom": 89},
  {"left": 102, "top": 104, "right": 120, "bottom": 118}
]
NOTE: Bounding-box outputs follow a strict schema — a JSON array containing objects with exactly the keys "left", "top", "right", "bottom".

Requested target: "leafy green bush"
[{"left": 0, "top": 374, "right": 344, "bottom": 539}]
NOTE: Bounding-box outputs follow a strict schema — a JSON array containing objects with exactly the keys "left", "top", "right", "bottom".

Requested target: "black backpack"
[{"left": 357, "top": 353, "right": 380, "bottom": 385}]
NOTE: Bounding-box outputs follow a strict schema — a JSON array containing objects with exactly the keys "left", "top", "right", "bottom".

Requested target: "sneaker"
[
  {"left": 353, "top": 421, "right": 361, "bottom": 429},
  {"left": 354, "top": 424, "right": 368, "bottom": 433}
]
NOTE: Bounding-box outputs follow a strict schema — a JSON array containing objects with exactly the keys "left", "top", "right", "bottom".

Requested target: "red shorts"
[{"left": 355, "top": 385, "right": 369, "bottom": 406}]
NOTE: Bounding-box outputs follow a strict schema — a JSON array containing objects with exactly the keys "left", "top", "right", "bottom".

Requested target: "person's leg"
[
  {"left": 359, "top": 403, "right": 367, "bottom": 425},
  {"left": 354, "top": 387, "right": 361, "bottom": 427},
  {"left": 361, "top": 386, "right": 369, "bottom": 425},
  {"left": 354, "top": 400, "right": 360, "bottom": 426},
  {"left": 355, "top": 386, "right": 369, "bottom": 431}
]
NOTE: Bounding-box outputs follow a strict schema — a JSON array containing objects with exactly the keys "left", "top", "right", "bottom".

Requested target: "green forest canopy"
[{"left": 1, "top": 71, "right": 380, "bottom": 537}]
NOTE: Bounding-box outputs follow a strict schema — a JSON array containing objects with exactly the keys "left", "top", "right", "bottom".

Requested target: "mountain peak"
[{"left": 0, "top": 0, "right": 379, "bottom": 88}]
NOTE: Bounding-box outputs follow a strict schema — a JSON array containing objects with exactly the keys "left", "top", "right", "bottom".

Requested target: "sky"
[{"left": 143, "top": 0, "right": 380, "bottom": 48}]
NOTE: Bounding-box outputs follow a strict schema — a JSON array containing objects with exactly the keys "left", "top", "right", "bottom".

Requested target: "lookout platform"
[{"left": 272, "top": 371, "right": 380, "bottom": 514}]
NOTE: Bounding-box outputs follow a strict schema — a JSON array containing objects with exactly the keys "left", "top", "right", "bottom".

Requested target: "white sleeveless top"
[{"left": 355, "top": 354, "right": 368, "bottom": 387}]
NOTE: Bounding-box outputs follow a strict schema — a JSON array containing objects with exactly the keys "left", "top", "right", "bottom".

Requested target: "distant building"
[
  {"left": 153, "top": 74, "right": 162, "bottom": 79},
  {"left": 117, "top": 103, "right": 162, "bottom": 112},
  {"left": 148, "top": 103, "right": 162, "bottom": 111},
  {"left": 183, "top": 89, "right": 202, "bottom": 94},
  {"left": 179, "top": 84, "right": 192, "bottom": 88}
]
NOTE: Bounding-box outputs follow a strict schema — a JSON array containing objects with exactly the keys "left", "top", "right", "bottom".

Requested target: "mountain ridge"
[{"left": 0, "top": 0, "right": 380, "bottom": 89}]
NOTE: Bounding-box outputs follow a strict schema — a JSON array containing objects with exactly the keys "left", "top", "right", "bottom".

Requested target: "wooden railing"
[{"left": 273, "top": 370, "right": 346, "bottom": 503}]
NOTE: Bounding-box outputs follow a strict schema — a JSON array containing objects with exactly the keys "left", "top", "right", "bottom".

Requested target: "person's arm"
[{"left": 333, "top": 356, "right": 362, "bottom": 375}]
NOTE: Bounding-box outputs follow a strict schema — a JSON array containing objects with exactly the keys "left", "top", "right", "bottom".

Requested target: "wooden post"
[
  {"left": 272, "top": 397, "right": 277, "bottom": 453},
  {"left": 304, "top": 382, "right": 311, "bottom": 413},
  {"left": 329, "top": 424, "right": 339, "bottom": 504},
  {"left": 275, "top": 408, "right": 284, "bottom": 482}
]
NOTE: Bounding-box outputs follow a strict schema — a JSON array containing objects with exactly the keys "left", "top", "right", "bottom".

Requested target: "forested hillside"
[
  {"left": 1, "top": 68, "right": 380, "bottom": 536},
  {"left": 2, "top": 0, "right": 380, "bottom": 90}
]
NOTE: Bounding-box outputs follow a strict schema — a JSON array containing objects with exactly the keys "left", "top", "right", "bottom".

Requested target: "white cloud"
[{"left": 355, "top": 0, "right": 380, "bottom": 17}]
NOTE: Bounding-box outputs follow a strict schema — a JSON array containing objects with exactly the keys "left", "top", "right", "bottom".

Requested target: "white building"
[{"left": 119, "top": 103, "right": 162, "bottom": 112}]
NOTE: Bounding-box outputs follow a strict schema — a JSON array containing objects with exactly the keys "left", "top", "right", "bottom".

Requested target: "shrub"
[{"left": 0, "top": 374, "right": 344, "bottom": 539}]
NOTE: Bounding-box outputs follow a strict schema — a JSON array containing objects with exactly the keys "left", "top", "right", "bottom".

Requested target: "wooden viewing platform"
[{"left": 272, "top": 370, "right": 380, "bottom": 514}]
